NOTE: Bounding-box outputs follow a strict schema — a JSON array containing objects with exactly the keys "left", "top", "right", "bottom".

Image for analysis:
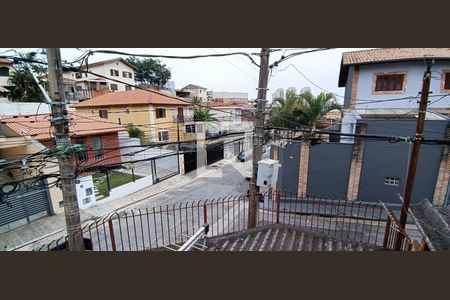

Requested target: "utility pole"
[
  {"left": 396, "top": 62, "right": 432, "bottom": 250},
  {"left": 248, "top": 48, "right": 270, "bottom": 228},
  {"left": 47, "top": 48, "right": 84, "bottom": 251}
]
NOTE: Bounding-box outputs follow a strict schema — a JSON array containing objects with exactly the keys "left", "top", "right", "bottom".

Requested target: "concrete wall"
[
  {"left": 307, "top": 143, "right": 353, "bottom": 199},
  {"left": 357, "top": 119, "right": 448, "bottom": 206},
  {"left": 276, "top": 141, "right": 301, "bottom": 194},
  {"left": 343, "top": 66, "right": 354, "bottom": 108},
  {"left": 0, "top": 102, "right": 51, "bottom": 115},
  {"left": 354, "top": 61, "right": 450, "bottom": 109},
  {"left": 104, "top": 174, "right": 153, "bottom": 202}
]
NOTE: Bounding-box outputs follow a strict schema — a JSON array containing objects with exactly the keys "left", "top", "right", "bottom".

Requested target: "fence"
[
  {"left": 90, "top": 153, "right": 179, "bottom": 199},
  {"left": 32, "top": 190, "right": 412, "bottom": 251}
]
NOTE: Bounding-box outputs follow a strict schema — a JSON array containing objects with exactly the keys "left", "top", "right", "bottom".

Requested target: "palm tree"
[
  {"left": 297, "top": 91, "right": 342, "bottom": 130},
  {"left": 268, "top": 90, "right": 300, "bottom": 128}
]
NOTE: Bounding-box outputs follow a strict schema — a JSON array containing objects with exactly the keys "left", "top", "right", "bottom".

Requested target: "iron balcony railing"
[{"left": 30, "top": 190, "right": 412, "bottom": 251}]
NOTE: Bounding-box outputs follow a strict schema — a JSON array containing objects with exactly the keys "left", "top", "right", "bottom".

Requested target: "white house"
[
  {"left": 63, "top": 57, "right": 137, "bottom": 101},
  {"left": 182, "top": 84, "right": 208, "bottom": 101},
  {"left": 0, "top": 58, "right": 13, "bottom": 101}
]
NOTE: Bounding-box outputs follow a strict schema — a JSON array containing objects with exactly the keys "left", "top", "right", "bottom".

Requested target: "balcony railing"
[{"left": 29, "top": 190, "right": 413, "bottom": 251}]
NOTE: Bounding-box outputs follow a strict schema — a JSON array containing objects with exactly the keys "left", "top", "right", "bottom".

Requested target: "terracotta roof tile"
[
  {"left": 0, "top": 58, "right": 13, "bottom": 64},
  {"left": 0, "top": 113, "right": 126, "bottom": 141},
  {"left": 342, "top": 48, "right": 450, "bottom": 65},
  {"left": 71, "top": 89, "right": 190, "bottom": 108}
]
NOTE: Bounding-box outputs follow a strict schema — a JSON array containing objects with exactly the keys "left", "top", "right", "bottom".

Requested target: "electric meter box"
[{"left": 257, "top": 158, "right": 279, "bottom": 188}]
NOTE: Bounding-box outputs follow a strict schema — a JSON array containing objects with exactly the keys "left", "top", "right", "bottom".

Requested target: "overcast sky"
[{"left": 2, "top": 48, "right": 369, "bottom": 103}]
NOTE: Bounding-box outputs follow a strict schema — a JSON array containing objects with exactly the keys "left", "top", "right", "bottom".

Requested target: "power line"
[{"left": 87, "top": 49, "right": 260, "bottom": 67}]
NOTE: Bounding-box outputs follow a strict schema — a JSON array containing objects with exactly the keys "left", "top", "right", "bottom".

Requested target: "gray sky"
[{"left": 2, "top": 48, "right": 368, "bottom": 103}]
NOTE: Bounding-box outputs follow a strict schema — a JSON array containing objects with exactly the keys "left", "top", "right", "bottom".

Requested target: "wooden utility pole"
[
  {"left": 248, "top": 48, "right": 270, "bottom": 228},
  {"left": 396, "top": 63, "right": 432, "bottom": 250},
  {"left": 47, "top": 48, "right": 84, "bottom": 251}
]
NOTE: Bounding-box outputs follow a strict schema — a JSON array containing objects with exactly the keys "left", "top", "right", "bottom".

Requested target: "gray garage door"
[{"left": 0, "top": 180, "right": 51, "bottom": 231}]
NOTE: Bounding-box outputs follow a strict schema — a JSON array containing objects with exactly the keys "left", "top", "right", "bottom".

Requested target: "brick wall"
[
  {"left": 76, "top": 132, "right": 122, "bottom": 169},
  {"left": 433, "top": 126, "right": 450, "bottom": 206},
  {"left": 346, "top": 123, "right": 367, "bottom": 200},
  {"left": 349, "top": 65, "right": 359, "bottom": 110},
  {"left": 297, "top": 142, "right": 310, "bottom": 196}
]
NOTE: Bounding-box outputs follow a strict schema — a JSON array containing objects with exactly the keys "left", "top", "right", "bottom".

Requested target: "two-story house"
[
  {"left": 63, "top": 57, "right": 137, "bottom": 101},
  {"left": 71, "top": 89, "right": 192, "bottom": 144},
  {"left": 0, "top": 113, "right": 126, "bottom": 231},
  {"left": 0, "top": 58, "right": 13, "bottom": 101},
  {"left": 182, "top": 84, "right": 208, "bottom": 101}
]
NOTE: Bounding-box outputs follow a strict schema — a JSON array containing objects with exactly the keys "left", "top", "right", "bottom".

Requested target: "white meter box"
[{"left": 257, "top": 158, "right": 279, "bottom": 188}]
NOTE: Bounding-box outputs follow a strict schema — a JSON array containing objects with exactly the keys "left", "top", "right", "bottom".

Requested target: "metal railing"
[{"left": 30, "top": 190, "right": 412, "bottom": 251}]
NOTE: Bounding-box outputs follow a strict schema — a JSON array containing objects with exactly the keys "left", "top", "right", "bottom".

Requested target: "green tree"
[
  {"left": 268, "top": 90, "right": 341, "bottom": 130},
  {"left": 127, "top": 124, "right": 143, "bottom": 138},
  {"left": 126, "top": 57, "right": 171, "bottom": 88},
  {"left": 192, "top": 96, "right": 219, "bottom": 122},
  {"left": 297, "top": 91, "right": 342, "bottom": 130},
  {"left": 7, "top": 53, "right": 48, "bottom": 102}
]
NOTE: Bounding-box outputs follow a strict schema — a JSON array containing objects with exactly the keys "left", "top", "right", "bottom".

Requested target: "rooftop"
[
  {"left": 409, "top": 200, "right": 450, "bottom": 251},
  {"left": 0, "top": 58, "right": 13, "bottom": 65},
  {"left": 182, "top": 84, "right": 207, "bottom": 90},
  {"left": 78, "top": 57, "right": 137, "bottom": 71},
  {"left": 203, "top": 224, "right": 382, "bottom": 251},
  {"left": 71, "top": 89, "right": 191, "bottom": 108},
  {"left": 339, "top": 48, "right": 450, "bottom": 86},
  {"left": 0, "top": 113, "right": 126, "bottom": 140}
]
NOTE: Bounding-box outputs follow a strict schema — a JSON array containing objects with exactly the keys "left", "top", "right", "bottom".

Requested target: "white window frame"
[{"left": 384, "top": 177, "right": 400, "bottom": 186}]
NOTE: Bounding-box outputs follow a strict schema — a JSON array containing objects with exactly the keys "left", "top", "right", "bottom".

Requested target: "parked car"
[{"left": 237, "top": 150, "right": 252, "bottom": 162}]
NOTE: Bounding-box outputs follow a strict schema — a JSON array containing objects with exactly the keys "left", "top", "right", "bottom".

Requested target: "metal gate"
[
  {"left": 184, "top": 149, "right": 198, "bottom": 174},
  {"left": 207, "top": 141, "right": 224, "bottom": 165},
  {"left": 0, "top": 179, "right": 51, "bottom": 229}
]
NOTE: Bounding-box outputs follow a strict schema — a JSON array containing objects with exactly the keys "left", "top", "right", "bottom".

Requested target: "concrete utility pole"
[
  {"left": 248, "top": 48, "right": 270, "bottom": 228},
  {"left": 47, "top": 48, "right": 84, "bottom": 251},
  {"left": 396, "top": 63, "right": 432, "bottom": 250}
]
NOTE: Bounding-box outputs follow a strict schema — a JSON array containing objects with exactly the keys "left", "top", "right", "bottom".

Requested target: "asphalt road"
[{"left": 132, "top": 159, "right": 252, "bottom": 209}]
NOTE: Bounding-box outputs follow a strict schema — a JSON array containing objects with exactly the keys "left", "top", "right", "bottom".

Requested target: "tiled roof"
[
  {"left": 208, "top": 100, "right": 251, "bottom": 108},
  {"left": 79, "top": 57, "right": 137, "bottom": 70},
  {"left": 342, "top": 48, "right": 450, "bottom": 65},
  {"left": 0, "top": 58, "right": 13, "bottom": 65},
  {"left": 71, "top": 89, "right": 190, "bottom": 108},
  {"left": 182, "top": 84, "right": 207, "bottom": 90},
  {"left": 409, "top": 200, "right": 450, "bottom": 251},
  {"left": 0, "top": 113, "right": 126, "bottom": 140},
  {"left": 339, "top": 48, "right": 450, "bottom": 87},
  {"left": 202, "top": 225, "right": 382, "bottom": 251}
]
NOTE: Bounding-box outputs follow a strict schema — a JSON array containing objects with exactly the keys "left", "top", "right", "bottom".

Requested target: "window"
[
  {"left": 125, "top": 85, "right": 132, "bottom": 91},
  {"left": 110, "top": 69, "right": 119, "bottom": 76},
  {"left": 75, "top": 72, "right": 83, "bottom": 79},
  {"left": 117, "top": 118, "right": 122, "bottom": 125},
  {"left": 110, "top": 84, "right": 118, "bottom": 91},
  {"left": 92, "top": 136, "right": 103, "bottom": 159},
  {"left": 0, "top": 67, "right": 9, "bottom": 77},
  {"left": 122, "top": 71, "right": 133, "bottom": 78},
  {"left": 158, "top": 131, "right": 169, "bottom": 141},
  {"left": 156, "top": 108, "right": 166, "bottom": 118},
  {"left": 443, "top": 71, "right": 450, "bottom": 91},
  {"left": 125, "top": 108, "right": 130, "bottom": 114},
  {"left": 75, "top": 138, "right": 88, "bottom": 162},
  {"left": 185, "top": 124, "right": 196, "bottom": 133},
  {"left": 385, "top": 177, "right": 400, "bottom": 186},
  {"left": 374, "top": 73, "right": 406, "bottom": 92},
  {"left": 99, "top": 109, "right": 108, "bottom": 119}
]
